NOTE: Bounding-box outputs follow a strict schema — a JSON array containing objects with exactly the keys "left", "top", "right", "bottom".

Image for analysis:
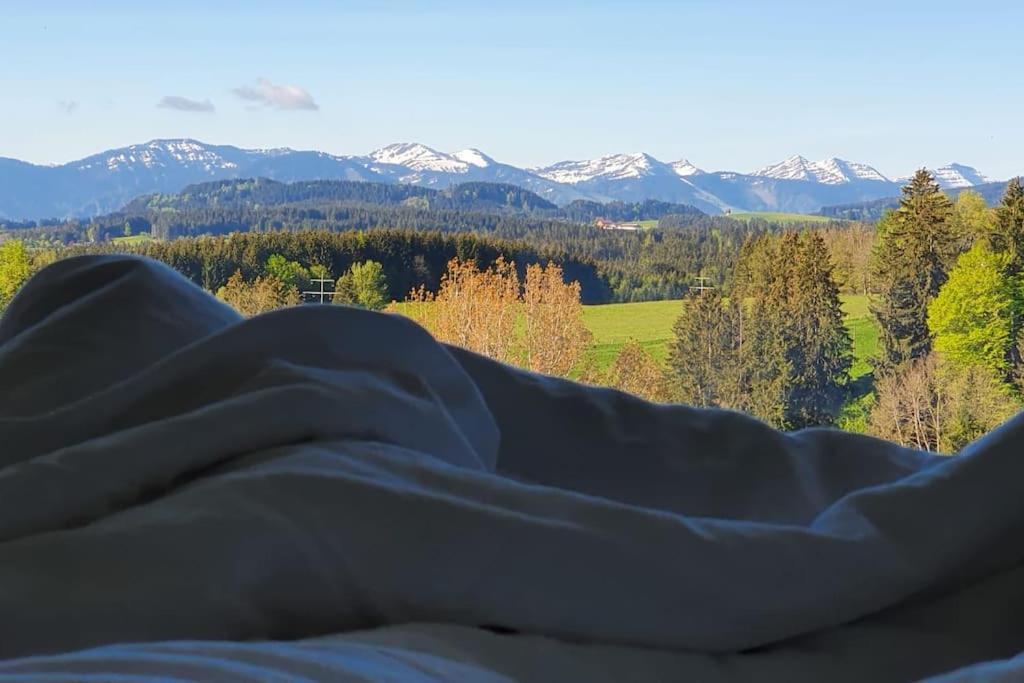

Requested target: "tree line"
[{"left": 864, "top": 173, "right": 1024, "bottom": 451}]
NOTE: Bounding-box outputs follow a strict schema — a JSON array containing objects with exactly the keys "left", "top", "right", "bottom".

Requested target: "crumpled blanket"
[{"left": 0, "top": 255, "right": 1022, "bottom": 682}]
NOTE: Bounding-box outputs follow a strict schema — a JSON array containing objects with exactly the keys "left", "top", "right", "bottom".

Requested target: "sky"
[{"left": 2, "top": 0, "right": 1022, "bottom": 179}]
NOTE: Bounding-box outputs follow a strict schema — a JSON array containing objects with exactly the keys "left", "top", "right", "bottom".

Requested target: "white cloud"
[
  {"left": 232, "top": 78, "right": 318, "bottom": 111},
  {"left": 158, "top": 96, "right": 215, "bottom": 113},
  {"left": 58, "top": 100, "right": 78, "bottom": 115}
]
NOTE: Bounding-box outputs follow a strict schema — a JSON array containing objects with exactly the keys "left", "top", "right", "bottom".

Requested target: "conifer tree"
[
  {"left": 994, "top": 177, "right": 1024, "bottom": 273},
  {"left": 784, "top": 232, "right": 853, "bottom": 426},
  {"left": 871, "top": 170, "right": 957, "bottom": 368},
  {"left": 668, "top": 290, "right": 738, "bottom": 409}
]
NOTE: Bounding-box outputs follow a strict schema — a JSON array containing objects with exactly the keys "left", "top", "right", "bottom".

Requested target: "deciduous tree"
[
  {"left": 605, "top": 340, "right": 670, "bottom": 402},
  {"left": 0, "top": 240, "right": 32, "bottom": 309},
  {"left": 215, "top": 270, "right": 300, "bottom": 316},
  {"left": 927, "top": 243, "right": 1018, "bottom": 374},
  {"left": 523, "top": 262, "right": 592, "bottom": 376},
  {"left": 335, "top": 260, "right": 389, "bottom": 310}
]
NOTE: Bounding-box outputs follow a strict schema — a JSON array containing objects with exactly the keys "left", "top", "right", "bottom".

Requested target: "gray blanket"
[{"left": 0, "top": 255, "right": 1022, "bottom": 681}]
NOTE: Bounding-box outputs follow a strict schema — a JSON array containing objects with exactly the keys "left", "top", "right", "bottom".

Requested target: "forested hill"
[
  {"left": 820, "top": 180, "right": 1013, "bottom": 221},
  {"left": 4, "top": 178, "right": 853, "bottom": 303},
  {"left": 66, "top": 230, "right": 613, "bottom": 304},
  {"left": 125, "top": 178, "right": 562, "bottom": 215},
  {"left": 121, "top": 178, "right": 705, "bottom": 223}
]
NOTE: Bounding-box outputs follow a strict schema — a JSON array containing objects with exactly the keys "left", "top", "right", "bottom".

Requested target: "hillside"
[{"left": 1, "top": 139, "right": 999, "bottom": 222}]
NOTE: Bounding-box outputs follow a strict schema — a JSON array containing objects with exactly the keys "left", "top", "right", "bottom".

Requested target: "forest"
[
  {"left": 2, "top": 178, "right": 845, "bottom": 303},
  {"left": 2, "top": 173, "right": 1022, "bottom": 453}
]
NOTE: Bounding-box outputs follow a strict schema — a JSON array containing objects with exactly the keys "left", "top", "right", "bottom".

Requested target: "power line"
[
  {"left": 302, "top": 278, "right": 335, "bottom": 304},
  {"left": 692, "top": 276, "right": 715, "bottom": 295}
]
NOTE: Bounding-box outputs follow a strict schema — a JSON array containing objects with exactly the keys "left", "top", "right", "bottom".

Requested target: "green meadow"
[
  {"left": 726, "top": 211, "right": 836, "bottom": 224},
  {"left": 582, "top": 294, "right": 877, "bottom": 380}
]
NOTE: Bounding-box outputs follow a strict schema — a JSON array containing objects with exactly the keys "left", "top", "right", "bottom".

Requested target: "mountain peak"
[
  {"left": 931, "top": 163, "right": 990, "bottom": 189},
  {"left": 73, "top": 138, "right": 242, "bottom": 173},
  {"left": 534, "top": 152, "right": 667, "bottom": 184},
  {"left": 452, "top": 148, "right": 493, "bottom": 168},
  {"left": 755, "top": 155, "right": 888, "bottom": 184},
  {"left": 670, "top": 159, "right": 703, "bottom": 177},
  {"left": 369, "top": 142, "right": 468, "bottom": 173}
]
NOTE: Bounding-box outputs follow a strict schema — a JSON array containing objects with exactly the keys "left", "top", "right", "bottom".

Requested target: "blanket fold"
[{"left": 1, "top": 255, "right": 1022, "bottom": 681}]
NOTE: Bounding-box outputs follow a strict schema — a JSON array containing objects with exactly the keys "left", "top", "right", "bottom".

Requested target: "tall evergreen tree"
[
  {"left": 870, "top": 170, "right": 957, "bottom": 368},
  {"left": 994, "top": 177, "right": 1024, "bottom": 273},
  {"left": 784, "top": 232, "right": 853, "bottom": 427},
  {"left": 668, "top": 290, "right": 739, "bottom": 409}
]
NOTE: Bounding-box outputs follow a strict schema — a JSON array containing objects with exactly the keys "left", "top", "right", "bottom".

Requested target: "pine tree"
[
  {"left": 871, "top": 170, "right": 957, "bottom": 368},
  {"left": 994, "top": 177, "right": 1024, "bottom": 273},
  {"left": 784, "top": 232, "right": 853, "bottom": 427},
  {"left": 668, "top": 290, "right": 738, "bottom": 408},
  {"left": 735, "top": 301, "right": 790, "bottom": 427}
]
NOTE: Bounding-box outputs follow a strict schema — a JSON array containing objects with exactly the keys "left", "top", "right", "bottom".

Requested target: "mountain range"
[{"left": 0, "top": 139, "right": 1000, "bottom": 221}]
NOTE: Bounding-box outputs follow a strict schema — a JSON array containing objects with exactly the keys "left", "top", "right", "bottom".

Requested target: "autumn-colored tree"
[
  {"left": 401, "top": 258, "right": 590, "bottom": 377},
  {"left": 605, "top": 340, "right": 670, "bottom": 402},
  {"left": 403, "top": 258, "right": 522, "bottom": 365},
  {"left": 522, "top": 262, "right": 592, "bottom": 376},
  {"left": 215, "top": 270, "right": 300, "bottom": 316}
]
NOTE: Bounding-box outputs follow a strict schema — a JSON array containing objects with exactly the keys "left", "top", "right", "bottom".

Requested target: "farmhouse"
[{"left": 594, "top": 218, "right": 642, "bottom": 231}]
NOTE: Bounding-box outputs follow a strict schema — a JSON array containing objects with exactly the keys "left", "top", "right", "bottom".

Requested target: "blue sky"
[{"left": 3, "top": 0, "right": 1022, "bottom": 179}]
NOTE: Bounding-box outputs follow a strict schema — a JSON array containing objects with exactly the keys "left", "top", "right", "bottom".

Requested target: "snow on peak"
[
  {"left": 670, "top": 159, "right": 703, "bottom": 177},
  {"left": 83, "top": 139, "right": 239, "bottom": 172},
  {"left": 931, "top": 163, "right": 990, "bottom": 189},
  {"left": 369, "top": 143, "right": 468, "bottom": 173},
  {"left": 754, "top": 155, "right": 888, "bottom": 184},
  {"left": 452, "top": 148, "right": 493, "bottom": 168},
  {"left": 535, "top": 152, "right": 663, "bottom": 184}
]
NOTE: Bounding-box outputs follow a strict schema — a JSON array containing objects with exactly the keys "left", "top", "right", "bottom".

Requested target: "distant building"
[{"left": 594, "top": 218, "right": 642, "bottom": 231}]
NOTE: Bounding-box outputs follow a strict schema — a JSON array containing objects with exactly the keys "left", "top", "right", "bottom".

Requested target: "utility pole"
[
  {"left": 692, "top": 276, "right": 714, "bottom": 295},
  {"left": 303, "top": 278, "right": 336, "bottom": 304}
]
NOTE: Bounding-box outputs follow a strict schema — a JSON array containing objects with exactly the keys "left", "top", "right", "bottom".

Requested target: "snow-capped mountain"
[
  {"left": 670, "top": 159, "right": 703, "bottom": 177},
  {"left": 754, "top": 155, "right": 890, "bottom": 185},
  {"left": 369, "top": 143, "right": 470, "bottom": 174},
  {"left": 452, "top": 148, "right": 493, "bottom": 168},
  {"left": 930, "top": 163, "right": 991, "bottom": 189},
  {"left": 0, "top": 138, "right": 1004, "bottom": 222},
  {"left": 533, "top": 153, "right": 725, "bottom": 213},
  {"left": 535, "top": 153, "right": 665, "bottom": 184}
]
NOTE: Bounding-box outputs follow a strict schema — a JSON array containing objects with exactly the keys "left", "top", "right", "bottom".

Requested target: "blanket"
[{"left": 0, "top": 255, "right": 1022, "bottom": 681}]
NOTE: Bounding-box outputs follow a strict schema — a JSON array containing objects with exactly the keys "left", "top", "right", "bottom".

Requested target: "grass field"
[
  {"left": 581, "top": 299, "right": 682, "bottom": 368},
  {"left": 582, "top": 293, "right": 878, "bottom": 380},
  {"left": 393, "top": 293, "right": 878, "bottom": 381},
  {"left": 726, "top": 211, "right": 836, "bottom": 224},
  {"left": 111, "top": 233, "right": 156, "bottom": 245}
]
